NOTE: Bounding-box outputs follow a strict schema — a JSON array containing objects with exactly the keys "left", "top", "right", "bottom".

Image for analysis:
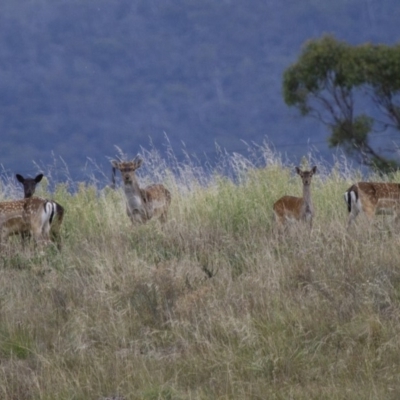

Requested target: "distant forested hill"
[{"left": 1, "top": 0, "right": 399, "bottom": 180}]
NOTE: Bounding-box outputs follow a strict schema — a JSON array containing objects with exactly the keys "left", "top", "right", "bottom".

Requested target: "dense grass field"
[{"left": 1, "top": 148, "right": 400, "bottom": 400}]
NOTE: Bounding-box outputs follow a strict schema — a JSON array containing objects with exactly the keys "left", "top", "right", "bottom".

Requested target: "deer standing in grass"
[
  {"left": 0, "top": 197, "right": 58, "bottom": 248},
  {"left": 344, "top": 182, "right": 400, "bottom": 227},
  {"left": 15, "top": 173, "right": 65, "bottom": 249},
  {"left": 273, "top": 166, "right": 317, "bottom": 230},
  {"left": 111, "top": 157, "right": 171, "bottom": 224}
]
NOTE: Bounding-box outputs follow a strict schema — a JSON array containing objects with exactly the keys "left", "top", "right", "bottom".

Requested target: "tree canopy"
[{"left": 283, "top": 35, "right": 400, "bottom": 172}]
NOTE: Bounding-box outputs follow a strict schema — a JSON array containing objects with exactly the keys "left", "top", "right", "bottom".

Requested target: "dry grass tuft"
[{"left": 1, "top": 147, "right": 400, "bottom": 398}]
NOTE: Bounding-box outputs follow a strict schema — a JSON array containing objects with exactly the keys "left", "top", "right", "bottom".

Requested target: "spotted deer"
[
  {"left": 15, "top": 173, "right": 65, "bottom": 249},
  {"left": 0, "top": 197, "right": 58, "bottom": 248},
  {"left": 111, "top": 156, "right": 171, "bottom": 224},
  {"left": 344, "top": 182, "right": 400, "bottom": 226},
  {"left": 273, "top": 166, "right": 317, "bottom": 230}
]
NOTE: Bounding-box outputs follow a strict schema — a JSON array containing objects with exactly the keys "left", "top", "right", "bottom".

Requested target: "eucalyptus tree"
[{"left": 283, "top": 35, "right": 400, "bottom": 172}]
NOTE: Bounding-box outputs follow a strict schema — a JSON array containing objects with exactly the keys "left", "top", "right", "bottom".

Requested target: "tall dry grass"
[{"left": 1, "top": 146, "right": 400, "bottom": 399}]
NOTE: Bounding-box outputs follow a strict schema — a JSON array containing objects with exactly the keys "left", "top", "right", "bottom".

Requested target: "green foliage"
[
  {"left": 283, "top": 35, "right": 400, "bottom": 171},
  {"left": 357, "top": 43, "right": 400, "bottom": 92},
  {"left": 329, "top": 114, "right": 373, "bottom": 153},
  {"left": 370, "top": 157, "right": 400, "bottom": 175},
  {"left": 283, "top": 36, "right": 349, "bottom": 108},
  {"left": 141, "top": 386, "right": 178, "bottom": 400},
  {"left": 0, "top": 327, "right": 34, "bottom": 360}
]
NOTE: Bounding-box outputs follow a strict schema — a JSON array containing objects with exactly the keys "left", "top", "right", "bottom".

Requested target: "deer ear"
[
  {"left": 295, "top": 167, "right": 301, "bottom": 175},
  {"left": 111, "top": 160, "right": 119, "bottom": 169},
  {"left": 16, "top": 174, "right": 24, "bottom": 183},
  {"left": 133, "top": 157, "right": 143, "bottom": 169},
  {"left": 311, "top": 166, "right": 317, "bottom": 174},
  {"left": 35, "top": 174, "right": 44, "bottom": 183}
]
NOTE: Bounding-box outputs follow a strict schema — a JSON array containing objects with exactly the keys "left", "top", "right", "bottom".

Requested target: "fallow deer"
[
  {"left": 0, "top": 197, "right": 58, "bottom": 248},
  {"left": 344, "top": 182, "right": 400, "bottom": 226},
  {"left": 16, "top": 173, "right": 44, "bottom": 198},
  {"left": 273, "top": 166, "right": 317, "bottom": 230},
  {"left": 111, "top": 156, "right": 171, "bottom": 224},
  {"left": 15, "top": 173, "right": 65, "bottom": 249}
]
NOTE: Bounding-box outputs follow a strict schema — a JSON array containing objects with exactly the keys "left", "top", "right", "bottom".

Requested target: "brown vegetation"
[{"left": 1, "top": 154, "right": 400, "bottom": 399}]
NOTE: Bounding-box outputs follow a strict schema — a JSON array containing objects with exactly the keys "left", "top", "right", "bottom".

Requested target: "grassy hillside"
[{"left": 1, "top": 148, "right": 400, "bottom": 399}]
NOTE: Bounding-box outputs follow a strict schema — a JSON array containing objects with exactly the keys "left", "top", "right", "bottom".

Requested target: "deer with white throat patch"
[
  {"left": 111, "top": 156, "right": 171, "bottom": 224},
  {"left": 273, "top": 166, "right": 317, "bottom": 230}
]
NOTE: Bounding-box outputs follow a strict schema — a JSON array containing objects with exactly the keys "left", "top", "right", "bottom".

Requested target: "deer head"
[
  {"left": 111, "top": 156, "right": 143, "bottom": 186},
  {"left": 16, "top": 173, "right": 44, "bottom": 198},
  {"left": 295, "top": 166, "right": 317, "bottom": 186}
]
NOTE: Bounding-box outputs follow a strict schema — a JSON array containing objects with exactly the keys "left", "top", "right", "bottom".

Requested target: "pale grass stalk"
[{"left": 1, "top": 149, "right": 400, "bottom": 399}]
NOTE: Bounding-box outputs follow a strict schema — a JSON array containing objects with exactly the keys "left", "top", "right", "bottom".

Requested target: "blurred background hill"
[{"left": 1, "top": 0, "right": 399, "bottom": 181}]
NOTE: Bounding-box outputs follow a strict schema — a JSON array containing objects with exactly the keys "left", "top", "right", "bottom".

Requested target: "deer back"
[
  {"left": 143, "top": 184, "right": 172, "bottom": 219},
  {"left": 357, "top": 182, "right": 400, "bottom": 203}
]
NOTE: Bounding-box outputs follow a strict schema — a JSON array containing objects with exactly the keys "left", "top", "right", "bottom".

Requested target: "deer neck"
[
  {"left": 123, "top": 179, "right": 147, "bottom": 211},
  {"left": 302, "top": 184, "right": 313, "bottom": 212}
]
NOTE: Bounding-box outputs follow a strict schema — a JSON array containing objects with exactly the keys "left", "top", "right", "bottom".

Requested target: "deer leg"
[
  {"left": 50, "top": 228, "right": 62, "bottom": 251},
  {"left": 347, "top": 200, "right": 362, "bottom": 227},
  {"left": 30, "top": 225, "right": 43, "bottom": 247},
  {"left": 30, "top": 219, "right": 50, "bottom": 248},
  {"left": 347, "top": 209, "right": 358, "bottom": 227},
  {"left": 129, "top": 210, "right": 147, "bottom": 224},
  {"left": 0, "top": 225, "right": 7, "bottom": 251},
  {"left": 159, "top": 209, "right": 168, "bottom": 224},
  {"left": 272, "top": 213, "right": 285, "bottom": 236},
  {"left": 42, "top": 220, "right": 52, "bottom": 244}
]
